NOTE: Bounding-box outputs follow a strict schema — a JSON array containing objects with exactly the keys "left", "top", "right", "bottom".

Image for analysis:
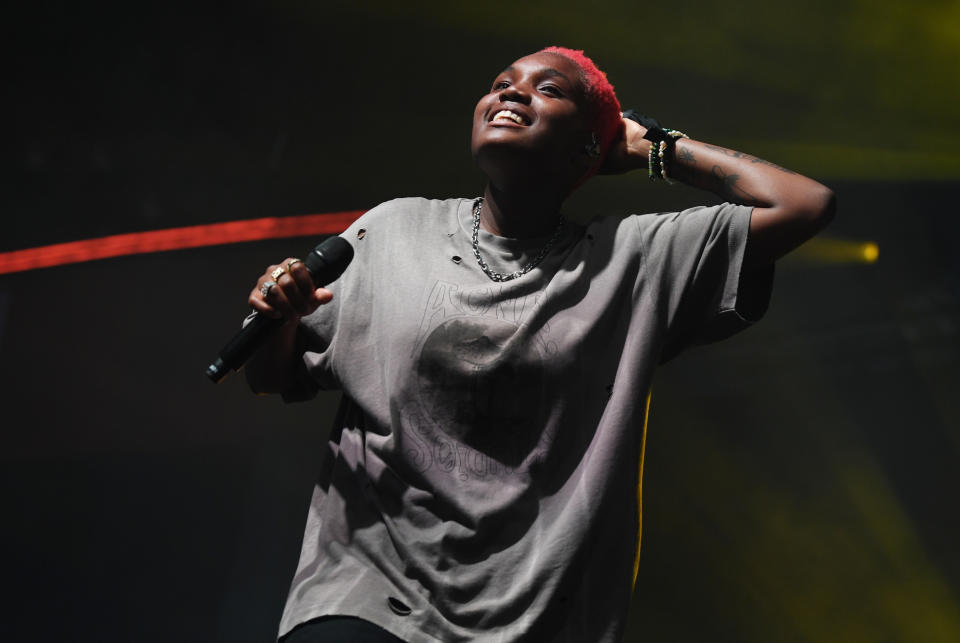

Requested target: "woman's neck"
[{"left": 480, "top": 183, "right": 565, "bottom": 239}]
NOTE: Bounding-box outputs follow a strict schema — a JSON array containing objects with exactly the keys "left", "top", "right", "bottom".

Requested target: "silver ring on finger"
[{"left": 260, "top": 280, "right": 277, "bottom": 298}]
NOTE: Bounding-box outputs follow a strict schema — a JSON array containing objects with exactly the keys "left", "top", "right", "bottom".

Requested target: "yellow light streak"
[{"left": 790, "top": 237, "right": 879, "bottom": 264}]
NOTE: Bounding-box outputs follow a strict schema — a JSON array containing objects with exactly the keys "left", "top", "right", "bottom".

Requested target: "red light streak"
[{"left": 0, "top": 211, "right": 365, "bottom": 275}]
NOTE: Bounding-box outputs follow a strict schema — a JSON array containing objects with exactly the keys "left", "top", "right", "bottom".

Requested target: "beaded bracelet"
[
  {"left": 643, "top": 129, "right": 688, "bottom": 182},
  {"left": 622, "top": 110, "right": 689, "bottom": 184},
  {"left": 658, "top": 129, "right": 689, "bottom": 184},
  {"left": 647, "top": 140, "right": 663, "bottom": 181}
]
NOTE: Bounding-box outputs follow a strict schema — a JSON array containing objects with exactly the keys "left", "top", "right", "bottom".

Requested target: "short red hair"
[{"left": 540, "top": 46, "right": 622, "bottom": 164}]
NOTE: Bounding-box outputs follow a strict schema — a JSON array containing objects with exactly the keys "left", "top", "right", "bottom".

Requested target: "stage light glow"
[{"left": 789, "top": 237, "right": 880, "bottom": 264}]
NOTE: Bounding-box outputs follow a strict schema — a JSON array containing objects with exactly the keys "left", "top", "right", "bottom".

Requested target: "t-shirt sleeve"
[
  {"left": 280, "top": 316, "right": 332, "bottom": 403},
  {"left": 284, "top": 201, "right": 393, "bottom": 400},
  {"left": 284, "top": 234, "right": 352, "bottom": 401},
  {"left": 636, "top": 202, "right": 774, "bottom": 362},
  {"left": 238, "top": 296, "right": 334, "bottom": 403}
]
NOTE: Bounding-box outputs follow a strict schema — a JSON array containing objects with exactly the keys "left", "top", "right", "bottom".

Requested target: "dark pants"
[{"left": 281, "top": 616, "right": 405, "bottom": 643}]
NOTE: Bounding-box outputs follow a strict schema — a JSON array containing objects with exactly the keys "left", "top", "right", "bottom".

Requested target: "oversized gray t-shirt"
[{"left": 277, "top": 197, "right": 772, "bottom": 642}]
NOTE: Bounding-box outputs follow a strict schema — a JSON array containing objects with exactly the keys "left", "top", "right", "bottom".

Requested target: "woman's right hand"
[{"left": 248, "top": 257, "right": 334, "bottom": 322}]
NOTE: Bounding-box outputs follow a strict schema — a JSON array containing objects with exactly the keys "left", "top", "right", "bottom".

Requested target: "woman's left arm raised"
[{"left": 606, "top": 117, "right": 836, "bottom": 268}]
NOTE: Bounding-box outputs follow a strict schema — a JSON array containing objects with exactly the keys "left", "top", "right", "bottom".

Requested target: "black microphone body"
[{"left": 205, "top": 236, "right": 354, "bottom": 383}]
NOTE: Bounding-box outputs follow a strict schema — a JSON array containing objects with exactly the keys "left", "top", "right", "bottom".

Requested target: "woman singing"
[{"left": 245, "top": 47, "right": 835, "bottom": 643}]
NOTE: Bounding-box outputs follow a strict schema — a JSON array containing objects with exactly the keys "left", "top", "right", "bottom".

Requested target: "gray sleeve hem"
[
  {"left": 278, "top": 324, "right": 322, "bottom": 403},
  {"left": 707, "top": 206, "right": 774, "bottom": 340}
]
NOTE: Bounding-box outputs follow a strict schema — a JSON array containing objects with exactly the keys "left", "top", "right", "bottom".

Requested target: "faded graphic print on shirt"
[{"left": 400, "top": 279, "right": 560, "bottom": 481}]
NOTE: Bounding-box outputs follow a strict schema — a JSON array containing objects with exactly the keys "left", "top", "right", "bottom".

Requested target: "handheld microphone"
[{"left": 205, "top": 236, "right": 354, "bottom": 383}]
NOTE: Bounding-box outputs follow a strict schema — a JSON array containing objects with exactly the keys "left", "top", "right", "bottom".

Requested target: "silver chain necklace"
[{"left": 471, "top": 198, "right": 565, "bottom": 282}]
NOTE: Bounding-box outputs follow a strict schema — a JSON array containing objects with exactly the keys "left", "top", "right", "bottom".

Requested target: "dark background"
[{"left": 4, "top": 2, "right": 959, "bottom": 641}]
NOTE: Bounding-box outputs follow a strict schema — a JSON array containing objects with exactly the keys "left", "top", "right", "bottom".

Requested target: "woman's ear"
[{"left": 584, "top": 133, "right": 601, "bottom": 158}]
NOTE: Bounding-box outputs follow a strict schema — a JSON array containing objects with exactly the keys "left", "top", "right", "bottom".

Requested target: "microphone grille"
[{"left": 305, "top": 236, "right": 354, "bottom": 282}]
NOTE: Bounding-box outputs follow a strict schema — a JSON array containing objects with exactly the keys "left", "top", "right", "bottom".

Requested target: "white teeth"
[{"left": 493, "top": 110, "right": 524, "bottom": 124}]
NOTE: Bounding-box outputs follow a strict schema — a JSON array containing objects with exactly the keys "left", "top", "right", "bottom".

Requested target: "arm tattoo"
[
  {"left": 676, "top": 147, "right": 696, "bottom": 164},
  {"left": 711, "top": 165, "right": 760, "bottom": 203},
  {"left": 703, "top": 143, "right": 796, "bottom": 174}
]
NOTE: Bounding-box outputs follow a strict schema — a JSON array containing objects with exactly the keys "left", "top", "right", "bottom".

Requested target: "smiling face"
[{"left": 471, "top": 52, "right": 594, "bottom": 190}]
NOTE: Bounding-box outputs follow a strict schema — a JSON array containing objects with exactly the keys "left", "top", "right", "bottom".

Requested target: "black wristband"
[
  {"left": 622, "top": 109, "right": 671, "bottom": 144},
  {"left": 622, "top": 108, "right": 689, "bottom": 183},
  {"left": 622, "top": 109, "right": 661, "bottom": 131}
]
